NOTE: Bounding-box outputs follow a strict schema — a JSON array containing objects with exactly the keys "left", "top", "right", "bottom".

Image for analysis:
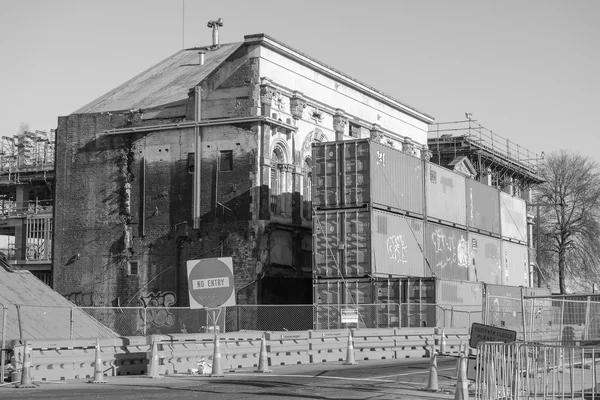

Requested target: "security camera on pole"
[{"left": 187, "top": 257, "right": 236, "bottom": 378}]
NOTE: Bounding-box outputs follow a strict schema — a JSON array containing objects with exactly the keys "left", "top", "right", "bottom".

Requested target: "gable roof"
[
  {"left": 0, "top": 266, "right": 117, "bottom": 340},
  {"left": 447, "top": 156, "right": 477, "bottom": 178},
  {"left": 73, "top": 42, "right": 243, "bottom": 114},
  {"left": 71, "top": 33, "right": 433, "bottom": 124}
]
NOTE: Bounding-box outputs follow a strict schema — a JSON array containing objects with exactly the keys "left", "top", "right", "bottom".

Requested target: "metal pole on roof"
[
  {"left": 16, "top": 304, "right": 23, "bottom": 341},
  {"left": 1, "top": 304, "right": 7, "bottom": 382}
]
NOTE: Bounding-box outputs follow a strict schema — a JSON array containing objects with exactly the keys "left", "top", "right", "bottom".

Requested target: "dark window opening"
[
  {"left": 128, "top": 261, "right": 139, "bottom": 276},
  {"left": 220, "top": 150, "right": 233, "bottom": 172}
]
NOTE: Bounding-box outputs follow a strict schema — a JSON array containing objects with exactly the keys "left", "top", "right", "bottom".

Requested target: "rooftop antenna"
[
  {"left": 207, "top": 18, "right": 224, "bottom": 48},
  {"left": 182, "top": 0, "right": 185, "bottom": 49}
]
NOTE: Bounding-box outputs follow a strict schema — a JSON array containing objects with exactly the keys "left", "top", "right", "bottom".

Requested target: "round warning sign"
[{"left": 186, "top": 257, "right": 235, "bottom": 308}]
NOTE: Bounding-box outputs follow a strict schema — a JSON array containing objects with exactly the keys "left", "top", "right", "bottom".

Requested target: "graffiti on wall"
[
  {"left": 431, "top": 228, "right": 468, "bottom": 270},
  {"left": 65, "top": 291, "right": 95, "bottom": 307},
  {"left": 387, "top": 234, "right": 408, "bottom": 263},
  {"left": 139, "top": 291, "right": 176, "bottom": 328}
]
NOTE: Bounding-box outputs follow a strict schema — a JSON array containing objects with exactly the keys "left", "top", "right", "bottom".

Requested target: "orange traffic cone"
[
  {"left": 88, "top": 338, "right": 107, "bottom": 384},
  {"left": 210, "top": 335, "right": 225, "bottom": 377},
  {"left": 254, "top": 333, "right": 272, "bottom": 373},
  {"left": 424, "top": 345, "right": 440, "bottom": 392},
  {"left": 146, "top": 336, "right": 162, "bottom": 379},
  {"left": 342, "top": 330, "right": 357, "bottom": 365},
  {"left": 14, "top": 341, "right": 36, "bottom": 388},
  {"left": 454, "top": 353, "right": 469, "bottom": 400}
]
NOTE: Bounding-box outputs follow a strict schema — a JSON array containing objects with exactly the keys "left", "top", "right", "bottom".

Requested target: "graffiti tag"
[
  {"left": 140, "top": 291, "right": 176, "bottom": 328},
  {"left": 387, "top": 235, "right": 408, "bottom": 263},
  {"left": 430, "top": 229, "right": 469, "bottom": 270}
]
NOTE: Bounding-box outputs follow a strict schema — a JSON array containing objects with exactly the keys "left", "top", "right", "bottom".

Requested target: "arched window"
[
  {"left": 270, "top": 146, "right": 285, "bottom": 214},
  {"left": 302, "top": 157, "right": 312, "bottom": 220}
]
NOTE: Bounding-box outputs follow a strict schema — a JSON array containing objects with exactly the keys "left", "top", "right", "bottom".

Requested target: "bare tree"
[{"left": 536, "top": 150, "right": 600, "bottom": 294}]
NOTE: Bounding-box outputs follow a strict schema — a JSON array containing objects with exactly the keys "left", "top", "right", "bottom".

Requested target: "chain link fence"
[{"left": 523, "top": 294, "right": 600, "bottom": 342}]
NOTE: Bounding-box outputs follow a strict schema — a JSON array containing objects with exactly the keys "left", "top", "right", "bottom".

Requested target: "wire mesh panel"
[
  {"left": 227, "top": 305, "right": 314, "bottom": 332},
  {"left": 80, "top": 307, "right": 144, "bottom": 336},
  {"left": 524, "top": 295, "right": 600, "bottom": 342}
]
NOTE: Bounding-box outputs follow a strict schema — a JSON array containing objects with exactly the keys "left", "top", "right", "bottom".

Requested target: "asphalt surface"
[{"left": 0, "top": 357, "right": 464, "bottom": 400}]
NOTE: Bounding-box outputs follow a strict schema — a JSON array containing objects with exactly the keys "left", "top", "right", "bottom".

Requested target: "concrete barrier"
[{"left": 4, "top": 327, "right": 468, "bottom": 381}]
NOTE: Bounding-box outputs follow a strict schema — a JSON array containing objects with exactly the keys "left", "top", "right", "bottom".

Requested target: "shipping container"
[
  {"left": 313, "top": 208, "right": 425, "bottom": 278},
  {"left": 466, "top": 178, "right": 501, "bottom": 235},
  {"left": 436, "top": 279, "right": 484, "bottom": 328},
  {"left": 424, "top": 222, "right": 469, "bottom": 280},
  {"left": 405, "top": 278, "right": 436, "bottom": 328},
  {"left": 312, "top": 139, "right": 424, "bottom": 216},
  {"left": 502, "top": 241, "right": 530, "bottom": 287},
  {"left": 314, "top": 279, "right": 343, "bottom": 304},
  {"left": 426, "top": 162, "right": 466, "bottom": 227},
  {"left": 484, "top": 284, "right": 523, "bottom": 331},
  {"left": 499, "top": 192, "right": 528, "bottom": 243},
  {"left": 469, "top": 232, "right": 502, "bottom": 285}
]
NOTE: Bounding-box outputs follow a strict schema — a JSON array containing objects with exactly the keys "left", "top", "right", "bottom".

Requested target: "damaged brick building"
[{"left": 53, "top": 32, "right": 434, "bottom": 309}]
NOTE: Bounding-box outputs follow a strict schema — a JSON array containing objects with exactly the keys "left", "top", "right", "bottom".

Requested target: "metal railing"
[{"left": 475, "top": 341, "right": 600, "bottom": 399}]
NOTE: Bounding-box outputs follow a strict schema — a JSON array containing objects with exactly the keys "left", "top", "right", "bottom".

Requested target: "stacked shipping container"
[{"left": 312, "top": 138, "right": 531, "bottom": 329}]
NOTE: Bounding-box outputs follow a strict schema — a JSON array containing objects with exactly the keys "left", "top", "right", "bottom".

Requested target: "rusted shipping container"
[
  {"left": 469, "top": 232, "right": 502, "bottom": 285},
  {"left": 466, "top": 179, "right": 500, "bottom": 235},
  {"left": 313, "top": 208, "right": 425, "bottom": 278},
  {"left": 424, "top": 222, "right": 469, "bottom": 280},
  {"left": 499, "top": 192, "right": 528, "bottom": 243},
  {"left": 436, "top": 279, "right": 484, "bottom": 328},
  {"left": 312, "top": 139, "right": 424, "bottom": 216},
  {"left": 426, "top": 162, "right": 466, "bottom": 227},
  {"left": 502, "top": 241, "right": 530, "bottom": 287}
]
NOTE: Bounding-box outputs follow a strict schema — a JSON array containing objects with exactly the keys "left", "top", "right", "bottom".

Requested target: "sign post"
[{"left": 187, "top": 257, "right": 236, "bottom": 334}]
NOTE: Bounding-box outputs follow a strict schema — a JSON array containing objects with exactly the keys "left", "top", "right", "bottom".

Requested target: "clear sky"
[{"left": 1, "top": 0, "right": 598, "bottom": 162}]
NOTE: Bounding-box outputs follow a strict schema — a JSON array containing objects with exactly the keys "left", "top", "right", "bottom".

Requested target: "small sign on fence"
[
  {"left": 469, "top": 322, "right": 516, "bottom": 348},
  {"left": 341, "top": 309, "right": 358, "bottom": 324}
]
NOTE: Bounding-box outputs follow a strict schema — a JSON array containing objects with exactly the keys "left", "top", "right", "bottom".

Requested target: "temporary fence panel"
[
  {"left": 499, "top": 191, "right": 528, "bottom": 243},
  {"left": 313, "top": 208, "right": 425, "bottom": 278},
  {"left": 484, "top": 284, "right": 523, "bottom": 337},
  {"left": 424, "top": 222, "right": 469, "bottom": 280},
  {"left": 466, "top": 178, "right": 500, "bottom": 235},
  {"left": 501, "top": 240, "right": 530, "bottom": 287},
  {"left": 314, "top": 279, "right": 343, "bottom": 304},
  {"left": 436, "top": 279, "right": 484, "bottom": 328},
  {"left": 312, "top": 139, "right": 424, "bottom": 216},
  {"left": 469, "top": 232, "right": 502, "bottom": 285},
  {"left": 426, "top": 162, "right": 467, "bottom": 227}
]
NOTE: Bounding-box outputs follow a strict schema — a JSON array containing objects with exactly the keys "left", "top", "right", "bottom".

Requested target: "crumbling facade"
[{"left": 53, "top": 33, "right": 434, "bottom": 308}]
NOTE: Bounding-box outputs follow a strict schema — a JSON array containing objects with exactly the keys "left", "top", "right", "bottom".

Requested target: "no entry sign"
[{"left": 186, "top": 257, "right": 236, "bottom": 309}]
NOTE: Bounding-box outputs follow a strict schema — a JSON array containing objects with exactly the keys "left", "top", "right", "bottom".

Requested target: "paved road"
[{"left": 1, "top": 357, "right": 463, "bottom": 399}]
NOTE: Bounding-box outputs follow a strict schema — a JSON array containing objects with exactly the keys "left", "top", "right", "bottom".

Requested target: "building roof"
[
  {"left": 72, "top": 34, "right": 433, "bottom": 123},
  {"left": 0, "top": 264, "right": 117, "bottom": 340},
  {"left": 73, "top": 42, "right": 243, "bottom": 114}
]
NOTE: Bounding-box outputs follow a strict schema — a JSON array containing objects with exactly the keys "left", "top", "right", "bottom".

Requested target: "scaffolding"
[
  {"left": 428, "top": 120, "right": 544, "bottom": 197},
  {"left": 0, "top": 130, "right": 55, "bottom": 179}
]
